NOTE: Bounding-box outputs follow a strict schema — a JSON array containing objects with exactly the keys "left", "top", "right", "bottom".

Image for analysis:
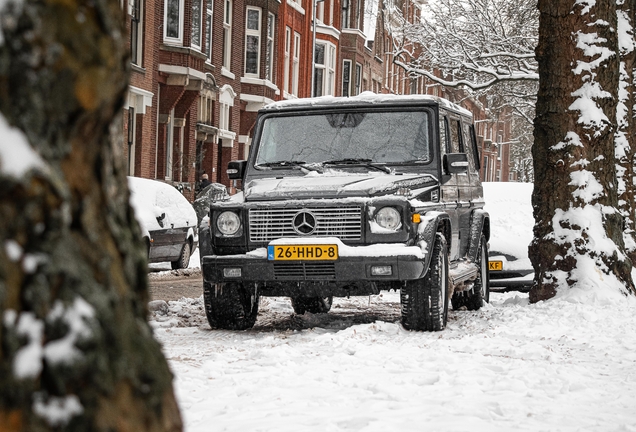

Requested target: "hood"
[{"left": 243, "top": 173, "right": 438, "bottom": 201}]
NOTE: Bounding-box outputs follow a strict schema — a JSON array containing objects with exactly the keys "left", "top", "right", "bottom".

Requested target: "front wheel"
[
  {"left": 291, "top": 296, "right": 333, "bottom": 314},
  {"left": 203, "top": 282, "right": 259, "bottom": 330},
  {"left": 400, "top": 233, "right": 449, "bottom": 331}
]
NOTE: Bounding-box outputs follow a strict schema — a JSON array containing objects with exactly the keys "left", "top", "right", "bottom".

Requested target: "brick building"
[{"left": 122, "top": 0, "right": 514, "bottom": 200}]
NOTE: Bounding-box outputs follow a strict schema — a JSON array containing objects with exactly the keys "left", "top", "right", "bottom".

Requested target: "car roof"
[{"left": 260, "top": 92, "right": 473, "bottom": 118}]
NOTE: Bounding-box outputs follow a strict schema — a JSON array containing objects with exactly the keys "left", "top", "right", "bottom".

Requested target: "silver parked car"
[
  {"left": 128, "top": 177, "right": 198, "bottom": 269},
  {"left": 483, "top": 181, "right": 534, "bottom": 291}
]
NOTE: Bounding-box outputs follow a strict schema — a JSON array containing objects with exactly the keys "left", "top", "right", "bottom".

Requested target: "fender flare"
[
  {"left": 467, "top": 209, "right": 490, "bottom": 263},
  {"left": 198, "top": 216, "right": 214, "bottom": 263},
  {"left": 416, "top": 211, "right": 451, "bottom": 276}
]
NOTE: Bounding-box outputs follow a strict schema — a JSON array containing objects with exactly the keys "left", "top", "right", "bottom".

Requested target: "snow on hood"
[
  {"left": 244, "top": 172, "right": 438, "bottom": 201},
  {"left": 128, "top": 177, "right": 197, "bottom": 233}
]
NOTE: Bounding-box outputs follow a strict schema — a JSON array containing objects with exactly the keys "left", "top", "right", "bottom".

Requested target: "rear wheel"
[
  {"left": 171, "top": 242, "right": 191, "bottom": 269},
  {"left": 465, "top": 235, "right": 489, "bottom": 310},
  {"left": 400, "top": 233, "right": 449, "bottom": 331},
  {"left": 203, "top": 282, "right": 259, "bottom": 330},
  {"left": 291, "top": 296, "right": 333, "bottom": 314}
]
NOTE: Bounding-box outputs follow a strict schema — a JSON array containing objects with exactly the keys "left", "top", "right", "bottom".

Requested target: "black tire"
[
  {"left": 203, "top": 282, "right": 259, "bottom": 330},
  {"left": 291, "top": 296, "right": 333, "bottom": 314},
  {"left": 465, "top": 235, "right": 489, "bottom": 310},
  {"left": 400, "top": 233, "right": 449, "bottom": 331},
  {"left": 171, "top": 242, "right": 191, "bottom": 269}
]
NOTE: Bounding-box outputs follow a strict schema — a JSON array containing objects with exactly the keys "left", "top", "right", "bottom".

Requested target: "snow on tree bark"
[
  {"left": 615, "top": 0, "right": 636, "bottom": 263},
  {"left": 0, "top": 0, "right": 182, "bottom": 430},
  {"left": 530, "top": 0, "right": 636, "bottom": 302}
]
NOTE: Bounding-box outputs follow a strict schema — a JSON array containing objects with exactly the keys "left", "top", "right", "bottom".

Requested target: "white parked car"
[
  {"left": 128, "top": 176, "right": 198, "bottom": 269},
  {"left": 483, "top": 181, "right": 534, "bottom": 291}
]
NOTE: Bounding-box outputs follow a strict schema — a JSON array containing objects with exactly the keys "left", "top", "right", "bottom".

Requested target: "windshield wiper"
[
  {"left": 256, "top": 160, "right": 322, "bottom": 172},
  {"left": 323, "top": 158, "right": 391, "bottom": 174}
]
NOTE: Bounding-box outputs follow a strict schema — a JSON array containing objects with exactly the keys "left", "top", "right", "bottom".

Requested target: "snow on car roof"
[
  {"left": 261, "top": 92, "right": 473, "bottom": 118},
  {"left": 128, "top": 177, "right": 197, "bottom": 233}
]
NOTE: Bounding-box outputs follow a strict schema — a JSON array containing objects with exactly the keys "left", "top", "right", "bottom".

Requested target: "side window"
[
  {"left": 438, "top": 112, "right": 450, "bottom": 156},
  {"left": 449, "top": 117, "right": 462, "bottom": 153},
  {"left": 462, "top": 121, "right": 477, "bottom": 174},
  {"left": 469, "top": 124, "right": 481, "bottom": 170}
]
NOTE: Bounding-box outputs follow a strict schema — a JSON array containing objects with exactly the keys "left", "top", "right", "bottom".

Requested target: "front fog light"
[
  {"left": 371, "top": 265, "right": 392, "bottom": 276},
  {"left": 223, "top": 268, "right": 242, "bottom": 278}
]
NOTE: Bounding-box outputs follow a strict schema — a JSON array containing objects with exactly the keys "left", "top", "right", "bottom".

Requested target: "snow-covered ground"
[
  {"left": 148, "top": 182, "right": 636, "bottom": 431},
  {"left": 152, "top": 291, "right": 636, "bottom": 432}
]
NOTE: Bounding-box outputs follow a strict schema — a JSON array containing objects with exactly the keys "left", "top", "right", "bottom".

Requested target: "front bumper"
[{"left": 202, "top": 241, "right": 427, "bottom": 288}]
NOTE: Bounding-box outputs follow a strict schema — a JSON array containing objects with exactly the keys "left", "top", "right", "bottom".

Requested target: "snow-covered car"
[
  {"left": 128, "top": 176, "right": 198, "bottom": 269},
  {"left": 483, "top": 182, "right": 534, "bottom": 291},
  {"left": 199, "top": 93, "right": 491, "bottom": 331},
  {"left": 193, "top": 182, "right": 228, "bottom": 225}
]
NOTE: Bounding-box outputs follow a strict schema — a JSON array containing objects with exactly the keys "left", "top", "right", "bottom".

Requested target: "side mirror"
[
  {"left": 156, "top": 212, "right": 166, "bottom": 228},
  {"left": 227, "top": 160, "right": 247, "bottom": 180},
  {"left": 443, "top": 153, "right": 469, "bottom": 174}
]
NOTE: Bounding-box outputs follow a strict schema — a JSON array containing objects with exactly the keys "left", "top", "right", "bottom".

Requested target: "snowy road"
[{"left": 151, "top": 288, "right": 636, "bottom": 432}]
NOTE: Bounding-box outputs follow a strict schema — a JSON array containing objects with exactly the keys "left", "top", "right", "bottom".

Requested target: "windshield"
[{"left": 255, "top": 110, "right": 432, "bottom": 166}]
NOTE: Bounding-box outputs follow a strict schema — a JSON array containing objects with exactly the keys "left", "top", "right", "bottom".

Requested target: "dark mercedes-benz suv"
[{"left": 199, "top": 93, "right": 490, "bottom": 331}]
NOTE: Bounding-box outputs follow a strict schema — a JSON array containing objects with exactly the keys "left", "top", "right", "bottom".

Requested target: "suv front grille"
[{"left": 249, "top": 206, "right": 362, "bottom": 242}]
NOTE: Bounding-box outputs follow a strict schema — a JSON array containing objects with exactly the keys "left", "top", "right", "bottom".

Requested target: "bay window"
[{"left": 164, "top": 0, "right": 183, "bottom": 43}]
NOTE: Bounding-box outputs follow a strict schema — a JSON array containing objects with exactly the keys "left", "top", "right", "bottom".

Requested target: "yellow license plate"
[
  {"left": 489, "top": 261, "right": 503, "bottom": 271},
  {"left": 268, "top": 245, "right": 338, "bottom": 261}
]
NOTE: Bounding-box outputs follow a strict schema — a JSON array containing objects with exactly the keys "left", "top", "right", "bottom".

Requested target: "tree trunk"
[
  {"left": 530, "top": 0, "right": 635, "bottom": 302},
  {"left": 616, "top": 0, "right": 636, "bottom": 263},
  {"left": 0, "top": 1, "right": 182, "bottom": 431}
]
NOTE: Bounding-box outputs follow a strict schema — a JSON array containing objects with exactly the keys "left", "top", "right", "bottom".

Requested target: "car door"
[
  {"left": 448, "top": 114, "right": 473, "bottom": 258},
  {"left": 464, "top": 121, "right": 484, "bottom": 207},
  {"left": 148, "top": 213, "right": 181, "bottom": 262},
  {"left": 438, "top": 111, "right": 461, "bottom": 261}
]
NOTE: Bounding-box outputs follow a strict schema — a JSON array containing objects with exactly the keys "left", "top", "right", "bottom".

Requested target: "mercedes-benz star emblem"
[{"left": 292, "top": 211, "right": 317, "bottom": 235}]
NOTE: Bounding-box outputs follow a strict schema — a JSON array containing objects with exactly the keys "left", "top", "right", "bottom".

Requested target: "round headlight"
[
  {"left": 217, "top": 211, "right": 241, "bottom": 235},
  {"left": 375, "top": 207, "right": 402, "bottom": 230}
]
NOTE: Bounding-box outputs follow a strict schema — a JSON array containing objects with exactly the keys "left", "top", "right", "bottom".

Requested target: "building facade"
[{"left": 122, "top": 0, "right": 514, "bottom": 200}]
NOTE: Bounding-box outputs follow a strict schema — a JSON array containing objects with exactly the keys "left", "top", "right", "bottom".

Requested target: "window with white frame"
[
  {"left": 130, "top": 0, "right": 143, "bottom": 66},
  {"left": 313, "top": 43, "right": 325, "bottom": 97},
  {"left": 127, "top": 108, "right": 136, "bottom": 175},
  {"left": 198, "top": 93, "right": 214, "bottom": 124},
  {"left": 313, "top": 42, "right": 336, "bottom": 97},
  {"left": 205, "top": 0, "right": 213, "bottom": 61},
  {"left": 354, "top": 63, "right": 361, "bottom": 95},
  {"left": 317, "top": 1, "right": 324, "bottom": 22},
  {"left": 327, "top": 44, "right": 335, "bottom": 95},
  {"left": 284, "top": 27, "right": 291, "bottom": 93},
  {"left": 329, "top": 0, "right": 334, "bottom": 25},
  {"left": 220, "top": 101, "right": 230, "bottom": 131},
  {"left": 292, "top": 32, "right": 300, "bottom": 96},
  {"left": 164, "top": 0, "right": 183, "bottom": 43},
  {"left": 342, "top": 0, "right": 350, "bottom": 28},
  {"left": 245, "top": 7, "right": 261, "bottom": 76},
  {"left": 342, "top": 59, "right": 351, "bottom": 97},
  {"left": 266, "top": 13, "right": 275, "bottom": 82},
  {"left": 223, "top": 0, "right": 232, "bottom": 69},
  {"left": 191, "top": 0, "right": 203, "bottom": 50},
  {"left": 165, "top": 108, "right": 175, "bottom": 180}
]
